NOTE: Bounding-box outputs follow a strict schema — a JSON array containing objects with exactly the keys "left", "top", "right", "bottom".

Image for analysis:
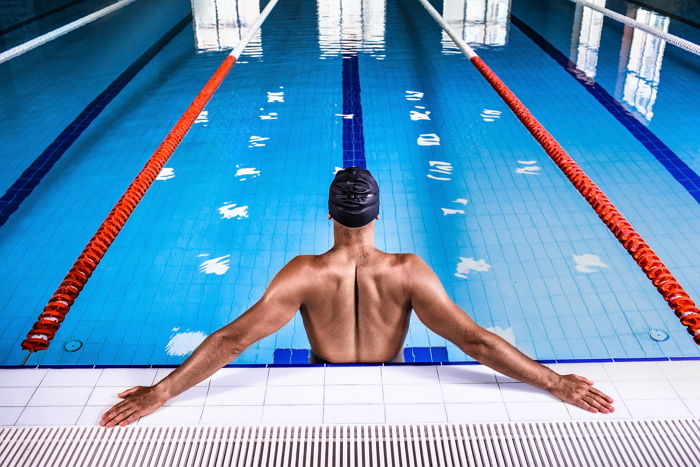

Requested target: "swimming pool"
[{"left": 1, "top": 0, "right": 699, "bottom": 366}]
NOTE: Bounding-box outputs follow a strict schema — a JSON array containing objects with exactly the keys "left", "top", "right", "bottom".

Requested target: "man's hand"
[
  {"left": 548, "top": 374, "right": 615, "bottom": 414},
  {"left": 100, "top": 386, "right": 166, "bottom": 427}
]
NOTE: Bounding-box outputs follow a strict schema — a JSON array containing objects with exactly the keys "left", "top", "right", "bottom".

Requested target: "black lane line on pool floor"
[
  {"left": 510, "top": 14, "right": 700, "bottom": 204},
  {"left": 0, "top": 14, "right": 192, "bottom": 229},
  {"left": 342, "top": 52, "right": 367, "bottom": 169}
]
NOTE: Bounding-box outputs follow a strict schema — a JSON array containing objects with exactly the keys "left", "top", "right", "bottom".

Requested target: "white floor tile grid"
[{"left": 0, "top": 361, "right": 698, "bottom": 426}]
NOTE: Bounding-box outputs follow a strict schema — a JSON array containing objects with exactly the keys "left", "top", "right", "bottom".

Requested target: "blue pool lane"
[
  {"left": 0, "top": 14, "right": 192, "bottom": 228},
  {"left": 1, "top": 0, "right": 699, "bottom": 366}
]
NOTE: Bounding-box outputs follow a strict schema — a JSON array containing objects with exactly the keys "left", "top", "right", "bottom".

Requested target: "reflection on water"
[
  {"left": 441, "top": 0, "right": 510, "bottom": 53},
  {"left": 191, "top": 0, "right": 263, "bottom": 56},
  {"left": 317, "top": 0, "right": 386, "bottom": 58},
  {"left": 616, "top": 7, "right": 669, "bottom": 122},
  {"left": 567, "top": 1, "right": 669, "bottom": 123},
  {"left": 569, "top": 0, "right": 605, "bottom": 78}
]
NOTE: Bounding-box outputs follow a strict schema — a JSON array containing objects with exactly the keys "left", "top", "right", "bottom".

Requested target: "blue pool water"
[{"left": 1, "top": 0, "right": 699, "bottom": 366}]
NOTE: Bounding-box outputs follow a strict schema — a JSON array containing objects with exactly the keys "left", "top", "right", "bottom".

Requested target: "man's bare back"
[
  {"left": 101, "top": 168, "right": 615, "bottom": 427},
  {"left": 298, "top": 249, "right": 413, "bottom": 363}
]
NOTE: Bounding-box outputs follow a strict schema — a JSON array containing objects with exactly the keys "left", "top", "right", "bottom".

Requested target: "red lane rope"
[
  {"left": 470, "top": 56, "right": 700, "bottom": 344},
  {"left": 22, "top": 55, "right": 236, "bottom": 353}
]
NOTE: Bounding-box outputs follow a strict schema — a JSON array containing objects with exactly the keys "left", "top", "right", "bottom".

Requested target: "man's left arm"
[{"left": 100, "top": 256, "right": 308, "bottom": 427}]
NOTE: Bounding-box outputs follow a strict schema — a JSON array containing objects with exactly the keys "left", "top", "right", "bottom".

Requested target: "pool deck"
[{"left": 0, "top": 360, "right": 698, "bottom": 427}]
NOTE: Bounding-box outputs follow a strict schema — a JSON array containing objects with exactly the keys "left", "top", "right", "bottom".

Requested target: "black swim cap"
[{"left": 328, "top": 167, "right": 380, "bottom": 228}]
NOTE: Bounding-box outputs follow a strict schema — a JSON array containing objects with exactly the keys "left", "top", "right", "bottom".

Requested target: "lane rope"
[
  {"left": 21, "top": 0, "right": 280, "bottom": 357},
  {"left": 417, "top": 0, "right": 700, "bottom": 344},
  {"left": 0, "top": 0, "right": 139, "bottom": 65},
  {"left": 568, "top": 0, "right": 700, "bottom": 56}
]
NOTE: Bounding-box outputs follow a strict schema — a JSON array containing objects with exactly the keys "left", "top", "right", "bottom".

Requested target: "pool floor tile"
[
  {"left": 96, "top": 368, "right": 158, "bottom": 387},
  {"left": 210, "top": 367, "right": 268, "bottom": 386},
  {"left": 138, "top": 406, "right": 203, "bottom": 425},
  {"left": 602, "top": 362, "right": 666, "bottom": 381},
  {"left": 441, "top": 383, "right": 503, "bottom": 404},
  {"left": 200, "top": 406, "right": 264, "bottom": 425},
  {"left": 27, "top": 387, "right": 92, "bottom": 407},
  {"left": 324, "top": 366, "right": 382, "bottom": 385},
  {"left": 383, "top": 384, "right": 443, "bottom": 404},
  {"left": 0, "top": 387, "right": 36, "bottom": 406},
  {"left": 683, "top": 399, "right": 700, "bottom": 418},
  {"left": 385, "top": 404, "right": 447, "bottom": 423},
  {"left": 505, "top": 402, "right": 570, "bottom": 421},
  {"left": 76, "top": 406, "right": 110, "bottom": 426},
  {"left": 324, "top": 385, "right": 383, "bottom": 405},
  {"left": 16, "top": 406, "right": 83, "bottom": 425},
  {"left": 624, "top": 399, "right": 693, "bottom": 419},
  {"left": 437, "top": 365, "right": 497, "bottom": 384},
  {"left": 0, "top": 369, "right": 46, "bottom": 387},
  {"left": 267, "top": 367, "right": 323, "bottom": 386},
  {"left": 41, "top": 369, "right": 102, "bottom": 387},
  {"left": 0, "top": 407, "right": 23, "bottom": 425},
  {"left": 445, "top": 403, "right": 509, "bottom": 423},
  {"left": 613, "top": 380, "right": 677, "bottom": 400},
  {"left": 205, "top": 386, "right": 266, "bottom": 406},
  {"left": 324, "top": 404, "right": 384, "bottom": 424},
  {"left": 381, "top": 366, "right": 439, "bottom": 385},
  {"left": 264, "top": 385, "right": 324, "bottom": 405},
  {"left": 261, "top": 405, "right": 323, "bottom": 425},
  {"left": 656, "top": 361, "right": 700, "bottom": 380}
]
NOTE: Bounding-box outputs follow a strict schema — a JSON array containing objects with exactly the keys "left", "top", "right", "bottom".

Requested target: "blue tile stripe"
[
  {"left": 271, "top": 347, "right": 450, "bottom": 364},
  {"left": 0, "top": 0, "right": 89, "bottom": 37},
  {"left": 510, "top": 14, "right": 700, "bottom": 204},
  {"left": 0, "top": 14, "right": 192, "bottom": 228},
  {"left": 404, "top": 346, "right": 450, "bottom": 363},
  {"left": 341, "top": 53, "right": 366, "bottom": 169},
  {"left": 273, "top": 348, "right": 310, "bottom": 364},
  {"left": 5, "top": 355, "right": 699, "bottom": 369}
]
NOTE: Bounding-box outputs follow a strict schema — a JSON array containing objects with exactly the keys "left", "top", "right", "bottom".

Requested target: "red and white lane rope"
[
  {"left": 21, "top": 0, "right": 280, "bottom": 358},
  {"left": 568, "top": 0, "right": 700, "bottom": 56},
  {"left": 0, "top": 0, "right": 139, "bottom": 65},
  {"left": 417, "top": 0, "right": 700, "bottom": 344}
]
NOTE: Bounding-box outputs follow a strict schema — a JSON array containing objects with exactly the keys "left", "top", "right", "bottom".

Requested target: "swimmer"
[{"left": 101, "top": 167, "right": 614, "bottom": 427}]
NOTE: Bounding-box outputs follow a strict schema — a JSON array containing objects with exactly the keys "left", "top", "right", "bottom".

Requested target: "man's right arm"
[
  {"left": 100, "top": 256, "right": 308, "bottom": 427},
  {"left": 406, "top": 254, "right": 614, "bottom": 414}
]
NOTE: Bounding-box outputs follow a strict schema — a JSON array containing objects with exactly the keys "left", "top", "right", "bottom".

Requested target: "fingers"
[
  {"left": 102, "top": 404, "right": 137, "bottom": 428},
  {"left": 117, "top": 411, "right": 141, "bottom": 427},
  {"left": 583, "top": 394, "right": 610, "bottom": 414},
  {"left": 117, "top": 387, "right": 142, "bottom": 398},
  {"left": 576, "top": 399, "right": 598, "bottom": 413},
  {"left": 588, "top": 389, "right": 615, "bottom": 413},
  {"left": 590, "top": 387, "right": 614, "bottom": 404},
  {"left": 100, "top": 399, "right": 130, "bottom": 426},
  {"left": 573, "top": 375, "right": 594, "bottom": 385}
]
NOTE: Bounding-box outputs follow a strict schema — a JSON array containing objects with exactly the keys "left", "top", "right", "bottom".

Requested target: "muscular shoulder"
[
  {"left": 374, "top": 253, "right": 426, "bottom": 286},
  {"left": 390, "top": 253, "right": 437, "bottom": 289},
  {"left": 389, "top": 253, "right": 425, "bottom": 272},
  {"left": 283, "top": 255, "right": 319, "bottom": 272}
]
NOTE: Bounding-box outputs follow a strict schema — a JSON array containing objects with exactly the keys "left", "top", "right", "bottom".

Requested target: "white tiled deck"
[{"left": 0, "top": 360, "right": 698, "bottom": 426}]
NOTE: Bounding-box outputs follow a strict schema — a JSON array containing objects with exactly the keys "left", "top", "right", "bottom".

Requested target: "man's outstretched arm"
[
  {"left": 407, "top": 255, "right": 614, "bottom": 414},
  {"left": 100, "top": 256, "right": 308, "bottom": 427}
]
